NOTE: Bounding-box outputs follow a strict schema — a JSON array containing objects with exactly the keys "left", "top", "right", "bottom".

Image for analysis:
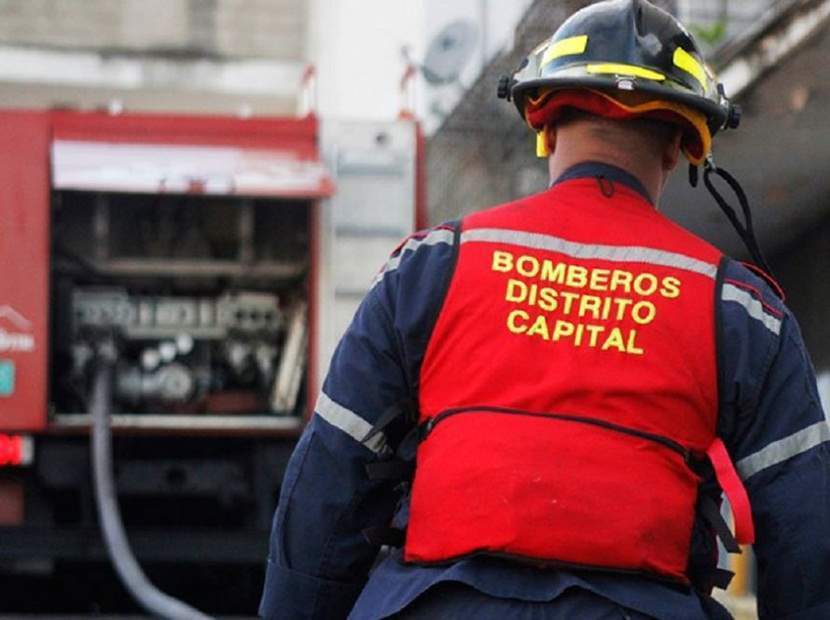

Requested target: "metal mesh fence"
[{"left": 678, "top": 0, "right": 790, "bottom": 53}]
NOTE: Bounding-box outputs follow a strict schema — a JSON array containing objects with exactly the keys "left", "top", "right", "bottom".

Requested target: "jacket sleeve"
[
  {"left": 259, "top": 225, "right": 457, "bottom": 620},
  {"left": 718, "top": 260, "right": 830, "bottom": 619}
]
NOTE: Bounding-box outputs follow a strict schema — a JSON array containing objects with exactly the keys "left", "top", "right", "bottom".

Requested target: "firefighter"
[{"left": 260, "top": 1, "right": 830, "bottom": 618}]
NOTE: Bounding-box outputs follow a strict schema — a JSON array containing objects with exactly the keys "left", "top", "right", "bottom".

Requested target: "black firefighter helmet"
[{"left": 498, "top": 0, "right": 741, "bottom": 164}]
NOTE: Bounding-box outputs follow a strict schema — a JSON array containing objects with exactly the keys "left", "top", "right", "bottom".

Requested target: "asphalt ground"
[{"left": 0, "top": 562, "right": 263, "bottom": 616}]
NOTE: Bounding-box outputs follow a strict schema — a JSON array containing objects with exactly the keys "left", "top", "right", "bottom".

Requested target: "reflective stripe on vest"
[{"left": 407, "top": 178, "right": 748, "bottom": 583}]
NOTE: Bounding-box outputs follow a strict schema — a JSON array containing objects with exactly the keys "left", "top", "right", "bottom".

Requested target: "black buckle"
[
  {"left": 365, "top": 460, "right": 415, "bottom": 481},
  {"left": 362, "top": 527, "right": 405, "bottom": 548}
]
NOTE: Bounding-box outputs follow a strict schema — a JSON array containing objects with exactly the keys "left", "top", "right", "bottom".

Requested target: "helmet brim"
[
  {"left": 525, "top": 88, "right": 712, "bottom": 165},
  {"left": 513, "top": 75, "right": 728, "bottom": 135}
]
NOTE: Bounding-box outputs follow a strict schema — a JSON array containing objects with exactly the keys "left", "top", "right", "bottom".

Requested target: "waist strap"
[{"left": 707, "top": 438, "right": 755, "bottom": 545}]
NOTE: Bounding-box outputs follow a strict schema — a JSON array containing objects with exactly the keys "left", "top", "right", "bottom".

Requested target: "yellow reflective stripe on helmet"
[
  {"left": 586, "top": 63, "right": 665, "bottom": 81},
  {"left": 542, "top": 35, "right": 589, "bottom": 65},
  {"left": 673, "top": 47, "right": 706, "bottom": 89}
]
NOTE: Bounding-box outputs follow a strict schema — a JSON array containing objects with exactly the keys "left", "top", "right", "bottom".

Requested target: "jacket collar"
[{"left": 551, "top": 161, "right": 654, "bottom": 206}]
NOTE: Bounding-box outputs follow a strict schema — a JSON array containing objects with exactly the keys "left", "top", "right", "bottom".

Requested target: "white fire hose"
[{"left": 91, "top": 360, "right": 214, "bottom": 620}]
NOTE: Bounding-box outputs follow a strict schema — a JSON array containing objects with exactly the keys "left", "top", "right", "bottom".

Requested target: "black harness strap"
[
  {"left": 362, "top": 400, "right": 416, "bottom": 446},
  {"left": 363, "top": 526, "right": 406, "bottom": 548},
  {"left": 709, "top": 568, "right": 736, "bottom": 590},
  {"left": 363, "top": 401, "right": 420, "bottom": 483},
  {"left": 365, "top": 460, "right": 415, "bottom": 481},
  {"left": 699, "top": 495, "right": 741, "bottom": 554}
]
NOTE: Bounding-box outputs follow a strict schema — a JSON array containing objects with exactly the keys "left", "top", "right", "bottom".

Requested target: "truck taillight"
[{"left": 0, "top": 434, "right": 32, "bottom": 467}]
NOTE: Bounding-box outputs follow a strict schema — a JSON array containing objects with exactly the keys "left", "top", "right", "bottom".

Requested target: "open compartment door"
[
  {"left": 47, "top": 111, "right": 333, "bottom": 435},
  {"left": 52, "top": 140, "right": 333, "bottom": 198}
]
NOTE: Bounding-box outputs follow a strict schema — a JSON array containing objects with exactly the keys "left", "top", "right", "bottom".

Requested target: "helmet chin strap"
[{"left": 691, "top": 158, "right": 774, "bottom": 277}]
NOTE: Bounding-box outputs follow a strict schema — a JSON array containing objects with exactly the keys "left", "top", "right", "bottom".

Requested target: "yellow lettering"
[
  {"left": 631, "top": 301, "right": 657, "bottom": 325},
  {"left": 613, "top": 298, "right": 634, "bottom": 321},
  {"left": 578, "top": 295, "right": 603, "bottom": 320},
  {"left": 507, "top": 309, "right": 529, "bottom": 334},
  {"left": 552, "top": 320, "right": 575, "bottom": 342},
  {"left": 540, "top": 260, "right": 567, "bottom": 284},
  {"left": 527, "top": 315, "right": 550, "bottom": 339},
  {"left": 497, "top": 257, "right": 659, "bottom": 356},
  {"left": 560, "top": 291, "right": 579, "bottom": 315},
  {"left": 505, "top": 279, "right": 528, "bottom": 303},
  {"left": 660, "top": 276, "right": 682, "bottom": 299},
  {"left": 574, "top": 323, "right": 586, "bottom": 347},
  {"left": 517, "top": 255, "right": 540, "bottom": 278},
  {"left": 600, "top": 297, "right": 613, "bottom": 320},
  {"left": 589, "top": 268, "right": 611, "bottom": 292},
  {"left": 633, "top": 273, "right": 659, "bottom": 296},
  {"left": 492, "top": 251, "right": 514, "bottom": 273},
  {"left": 602, "top": 327, "right": 627, "bottom": 353},
  {"left": 610, "top": 270, "right": 633, "bottom": 293},
  {"left": 627, "top": 329, "right": 644, "bottom": 355},
  {"left": 566, "top": 265, "right": 589, "bottom": 289},
  {"left": 528, "top": 283, "right": 540, "bottom": 306},
  {"left": 585, "top": 324, "right": 605, "bottom": 347},
  {"left": 538, "top": 287, "right": 559, "bottom": 312}
]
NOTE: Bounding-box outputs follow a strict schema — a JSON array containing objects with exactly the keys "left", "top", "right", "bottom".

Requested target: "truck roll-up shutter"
[
  {"left": 50, "top": 111, "right": 334, "bottom": 198},
  {"left": 52, "top": 140, "right": 333, "bottom": 198}
]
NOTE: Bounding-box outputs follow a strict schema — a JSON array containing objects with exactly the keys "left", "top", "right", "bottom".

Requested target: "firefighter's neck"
[{"left": 547, "top": 119, "right": 681, "bottom": 206}]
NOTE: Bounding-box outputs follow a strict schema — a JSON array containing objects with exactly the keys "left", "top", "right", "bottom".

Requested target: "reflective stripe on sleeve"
[
  {"left": 371, "top": 228, "right": 455, "bottom": 289},
  {"left": 461, "top": 228, "right": 718, "bottom": 279},
  {"left": 721, "top": 283, "right": 782, "bottom": 336},
  {"left": 315, "top": 392, "right": 390, "bottom": 455},
  {"left": 737, "top": 421, "right": 830, "bottom": 480}
]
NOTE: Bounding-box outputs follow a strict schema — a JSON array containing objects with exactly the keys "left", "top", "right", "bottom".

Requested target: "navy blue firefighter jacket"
[{"left": 259, "top": 163, "right": 830, "bottom": 620}]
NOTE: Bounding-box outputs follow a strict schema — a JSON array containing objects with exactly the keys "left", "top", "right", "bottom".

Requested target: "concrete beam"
[
  {"left": 0, "top": 44, "right": 304, "bottom": 109},
  {"left": 718, "top": 0, "right": 830, "bottom": 98}
]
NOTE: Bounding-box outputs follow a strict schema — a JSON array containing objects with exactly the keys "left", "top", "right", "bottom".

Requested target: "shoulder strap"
[
  {"left": 714, "top": 257, "right": 731, "bottom": 440},
  {"left": 423, "top": 219, "right": 462, "bottom": 338},
  {"left": 739, "top": 261, "right": 785, "bottom": 301}
]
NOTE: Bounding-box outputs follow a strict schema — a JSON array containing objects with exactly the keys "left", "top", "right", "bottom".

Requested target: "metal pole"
[{"left": 480, "top": 0, "right": 489, "bottom": 72}]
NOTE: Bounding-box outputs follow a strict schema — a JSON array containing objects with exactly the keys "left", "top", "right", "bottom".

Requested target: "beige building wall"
[
  {"left": 0, "top": 0, "right": 306, "bottom": 59},
  {"left": 0, "top": 0, "right": 308, "bottom": 114}
]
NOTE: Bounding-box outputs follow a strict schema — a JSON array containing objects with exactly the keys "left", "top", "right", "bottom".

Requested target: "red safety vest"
[{"left": 406, "top": 177, "right": 753, "bottom": 583}]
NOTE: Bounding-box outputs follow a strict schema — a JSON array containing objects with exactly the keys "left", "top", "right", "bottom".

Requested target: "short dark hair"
[{"left": 557, "top": 108, "right": 681, "bottom": 152}]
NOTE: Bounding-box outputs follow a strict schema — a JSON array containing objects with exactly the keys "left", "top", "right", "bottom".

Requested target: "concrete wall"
[
  {"left": 0, "top": 0, "right": 308, "bottom": 114},
  {"left": 773, "top": 214, "right": 830, "bottom": 372},
  {"left": 679, "top": 0, "right": 780, "bottom": 49},
  {"left": 0, "top": 0, "right": 306, "bottom": 60}
]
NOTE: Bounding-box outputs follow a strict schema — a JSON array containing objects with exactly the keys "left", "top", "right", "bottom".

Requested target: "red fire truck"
[{"left": 0, "top": 108, "right": 423, "bottom": 608}]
